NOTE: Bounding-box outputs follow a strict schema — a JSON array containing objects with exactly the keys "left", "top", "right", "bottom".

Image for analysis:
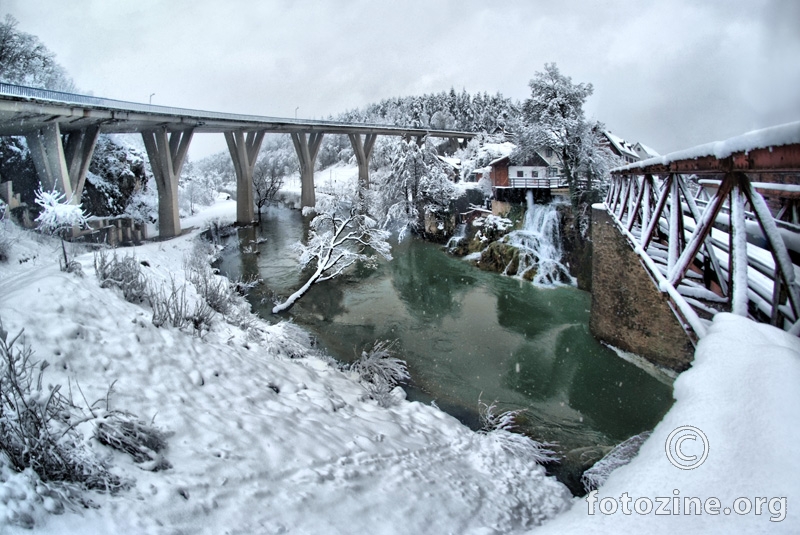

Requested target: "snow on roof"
[
  {"left": 478, "top": 141, "right": 515, "bottom": 163},
  {"left": 614, "top": 120, "right": 800, "bottom": 173},
  {"left": 438, "top": 156, "right": 460, "bottom": 169},
  {"left": 604, "top": 131, "right": 639, "bottom": 160},
  {"left": 633, "top": 142, "right": 660, "bottom": 158}
]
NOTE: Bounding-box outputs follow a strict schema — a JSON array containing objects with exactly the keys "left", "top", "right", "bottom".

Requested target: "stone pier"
[{"left": 589, "top": 205, "right": 694, "bottom": 371}]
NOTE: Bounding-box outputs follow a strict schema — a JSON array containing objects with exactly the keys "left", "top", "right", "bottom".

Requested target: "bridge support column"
[
  {"left": 290, "top": 132, "right": 323, "bottom": 209},
  {"left": 590, "top": 204, "right": 695, "bottom": 371},
  {"left": 225, "top": 130, "right": 265, "bottom": 225},
  {"left": 25, "top": 123, "right": 99, "bottom": 202},
  {"left": 348, "top": 133, "right": 377, "bottom": 189},
  {"left": 142, "top": 127, "right": 193, "bottom": 239}
]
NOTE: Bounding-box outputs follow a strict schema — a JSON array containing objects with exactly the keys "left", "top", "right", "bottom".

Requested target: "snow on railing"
[
  {"left": 613, "top": 121, "right": 800, "bottom": 173},
  {"left": 0, "top": 82, "right": 475, "bottom": 137}
]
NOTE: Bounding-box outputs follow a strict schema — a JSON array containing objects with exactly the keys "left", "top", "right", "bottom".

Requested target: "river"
[{"left": 214, "top": 204, "right": 674, "bottom": 493}]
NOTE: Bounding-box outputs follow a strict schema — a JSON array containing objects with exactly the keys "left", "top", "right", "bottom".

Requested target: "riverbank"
[
  {"left": 0, "top": 200, "right": 573, "bottom": 533},
  {"left": 1, "top": 197, "right": 797, "bottom": 534}
]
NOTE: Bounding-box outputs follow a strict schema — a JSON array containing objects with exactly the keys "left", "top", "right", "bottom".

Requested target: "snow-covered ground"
[
  {"left": 536, "top": 311, "right": 800, "bottom": 533},
  {"left": 1, "top": 198, "right": 798, "bottom": 534},
  {"left": 0, "top": 202, "right": 571, "bottom": 534}
]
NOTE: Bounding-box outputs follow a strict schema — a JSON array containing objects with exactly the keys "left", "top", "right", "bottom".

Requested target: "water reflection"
[{"left": 216, "top": 206, "right": 674, "bottom": 461}]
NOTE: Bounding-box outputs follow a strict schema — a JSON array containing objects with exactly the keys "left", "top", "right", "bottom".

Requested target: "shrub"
[
  {"left": 0, "top": 231, "right": 10, "bottom": 263},
  {"left": 350, "top": 340, "right": 410, "bottom": 406},
  {"left": 477, "top": 397, "right": 558, "bottom": 464},
  {"left": 148, "top": 278, "right": 214, "bottom": 335},
  {"left": 95, "top": 411, "right": 171, "bottom": 471},
  {"left": 94, "top": 250, "right": 148, "bottom": 303},
  {"left": 0, "top": 320, "right": 129, "bottom": 493}
]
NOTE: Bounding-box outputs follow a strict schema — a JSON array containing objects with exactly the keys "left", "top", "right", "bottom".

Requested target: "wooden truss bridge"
[{"left": 605, "top": 121, "right": 800, "bottom": 340}]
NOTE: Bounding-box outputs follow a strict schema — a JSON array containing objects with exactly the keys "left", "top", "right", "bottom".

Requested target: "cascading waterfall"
[
  {"left": 504, "top": 191, "right": 574, "bottom": 286},
  {"left": 445, "top": 223, "right": 467, "bottom": 251}
]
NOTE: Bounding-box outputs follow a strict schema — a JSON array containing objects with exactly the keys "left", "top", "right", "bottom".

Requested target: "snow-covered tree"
[
  {"left": 0, "top": 15, "right": 75, "bottom": 91},
  {"left": 253, "top": 139, "right": 297, "bottom": 221},
  {"left": 179, "top": 161, "right": 218, "bottom": 216},
  {"left": 34, "top": 188, "right": 89, "bottom": 271},
  {"left": 272, "top": 196, "right": 392, "bottom": 314},
  {"left": 515, "top": 63, "right": 608, "bottom": 200},
  {"left": 378, "top": 137, "right": 457, "bottom": 240}
]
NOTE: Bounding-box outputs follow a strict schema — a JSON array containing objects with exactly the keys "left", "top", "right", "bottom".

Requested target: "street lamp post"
[{"left": 149, "top": 93, "right": 155, "bottom": 105}]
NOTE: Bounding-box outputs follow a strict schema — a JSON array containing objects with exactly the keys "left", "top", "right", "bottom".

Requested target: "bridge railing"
[{"left": 606, "top": 122, "right": 800, "bottom": 341}]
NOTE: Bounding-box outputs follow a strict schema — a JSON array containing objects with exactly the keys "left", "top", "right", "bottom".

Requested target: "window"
[
  {"left": 516, "top": 170, "right": 524, "bottom": 178},
  {"left": 545, "top": 148, "right": 553, "bottom": 158}
]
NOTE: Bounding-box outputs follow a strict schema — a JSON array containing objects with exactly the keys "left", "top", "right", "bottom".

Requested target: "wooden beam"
[
  {"left": 742, "top": 178, "right": 800, "bottom": 322},
  {"left": 641, "top": 174, "right": 672, "bottom": 250},
  {"left": 730, "top": 180, "right": 749, "bottom": 316}
]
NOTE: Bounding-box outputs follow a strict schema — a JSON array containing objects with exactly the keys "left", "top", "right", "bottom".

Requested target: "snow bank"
[
  {"left": 0, "top": 201, "right": 571, "bottom": 534},
  {"left": 535, "top": 313, "right": 800, "bottom": 534}
]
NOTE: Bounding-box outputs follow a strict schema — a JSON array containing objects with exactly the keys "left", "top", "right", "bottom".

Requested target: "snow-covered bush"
[
  {"left": 94, "top": 251, "right": 148, "bottom": 303},
  {"left": 0, "top": 320, "right": 129, "bottom": 496},
  {"left": 95, "top": 411, "right": 171, "bottom": 472},
  {"left": 148, "top": 278, "right": 214, "bottom": 335},
  {"left": 477, "top": 398, "right": 557, "bottom": 464},
  {"left": 34, "top": 188, "right": 89, "bottom": 274},
  {"left": 34, "top": 189, "right": 88, "bottom": 233},
  {"left": 350, "top": 340, "right": 410, "bottom": 406},
  {"left": 581, "top": 431, "right": 651, "bottom": 493},
  {"left": 0, "top": 229, "right": 10, "bottom": 263},
  {"left": 123, "top": 177, "right": 159, "bottom": 224}
]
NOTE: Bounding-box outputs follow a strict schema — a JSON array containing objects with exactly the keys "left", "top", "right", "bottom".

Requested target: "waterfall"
[
  {"left": 504, "top": 191, "right": 574, "bottom": 286},
  {"left": 445, "top": 223, "right": 467, "bottom": 251}
]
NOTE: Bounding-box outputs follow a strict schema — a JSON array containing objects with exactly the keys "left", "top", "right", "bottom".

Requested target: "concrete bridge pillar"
[
  {"left": 225, "top": 130, "right": 265, "bottom": 225},
  {"left": 291, "top": 132, "right": 323, "bottom": 209},
  {"left": 25, "top": 123, "right": 99, "bottom": 203},
  {"left": 142, "top": 127, "right": 193, "bottom": 239},
  {"left": 348, "top": 133, "right": 377, "bottom": 189}
]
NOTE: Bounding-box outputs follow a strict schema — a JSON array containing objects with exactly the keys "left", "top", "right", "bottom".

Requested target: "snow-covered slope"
[
  {"left": 535, "top": 313, "right": 800, "bottom": 534},
  {"left": 2, "top": 199, "right": 798, "bottom": 534},
  {"left": 0, "top": 203, "right": 570, "bottom": 534}
]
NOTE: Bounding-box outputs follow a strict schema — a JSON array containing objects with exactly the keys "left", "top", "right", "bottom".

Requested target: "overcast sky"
[{"left": 3, "top": 0, "right": 799, "bottom": 160}]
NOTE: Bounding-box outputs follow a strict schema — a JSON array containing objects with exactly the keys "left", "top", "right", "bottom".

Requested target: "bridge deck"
[{"left": 0, "top": 83, "right": 476, "bottom": 138}]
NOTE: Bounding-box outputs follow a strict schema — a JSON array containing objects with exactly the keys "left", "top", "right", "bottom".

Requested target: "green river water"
[{"left": 214, "top": 205, "right": 674, "bottom": 493}]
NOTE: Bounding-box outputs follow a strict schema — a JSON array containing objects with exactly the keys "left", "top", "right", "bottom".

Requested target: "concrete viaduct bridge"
[
  {"left": 592, "top": 121, "right": 800, "bottom": 370},
  {"left": 0, "top": 83, "right": 476, "bottom": 238}
]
